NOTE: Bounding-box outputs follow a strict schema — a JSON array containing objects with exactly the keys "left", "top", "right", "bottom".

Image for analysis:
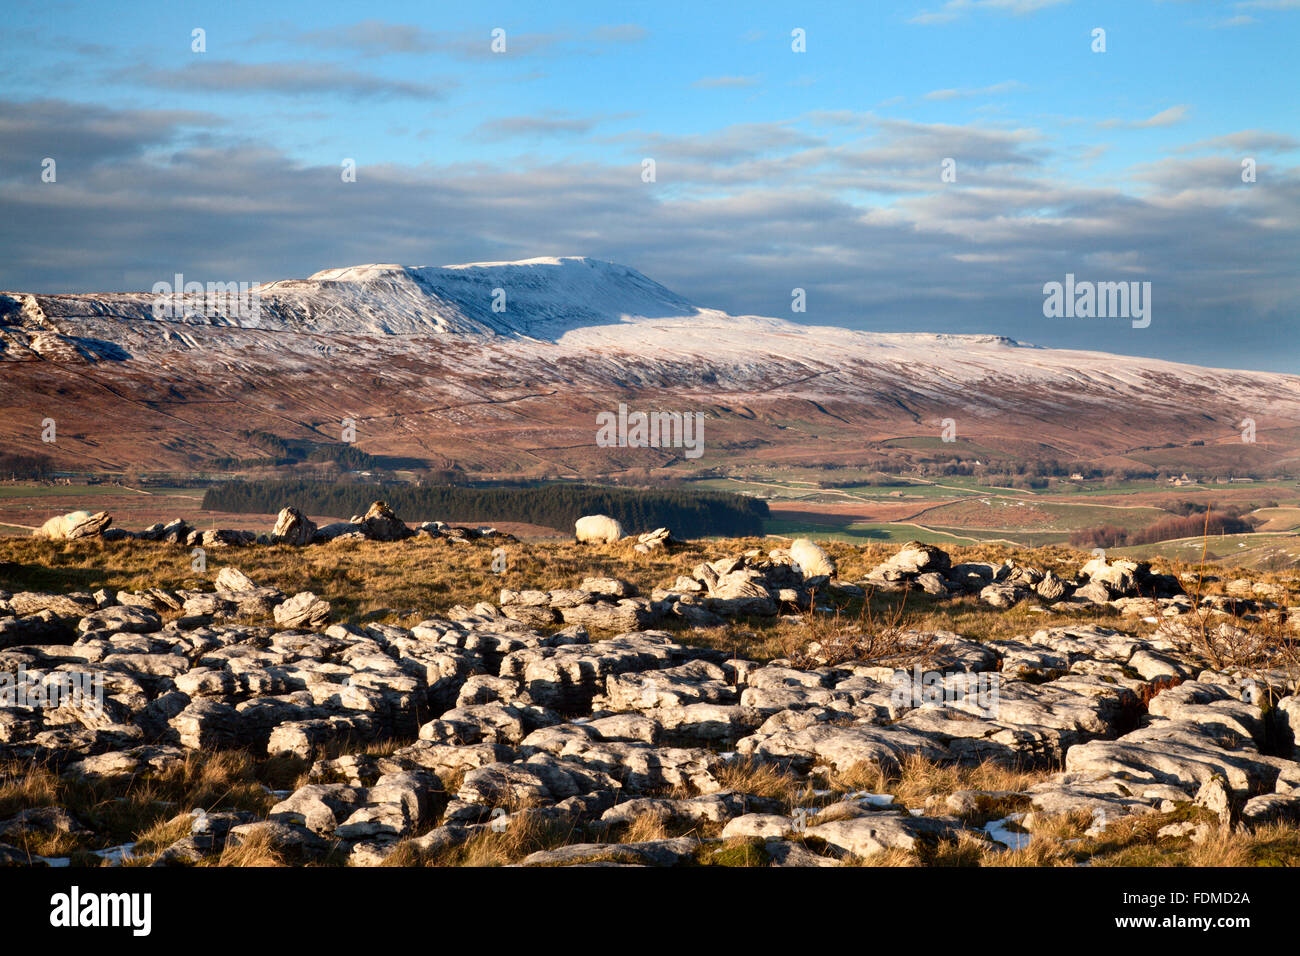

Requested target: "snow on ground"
[{"left": 8, "top": 257, "right": 1300, "bottom": 417}]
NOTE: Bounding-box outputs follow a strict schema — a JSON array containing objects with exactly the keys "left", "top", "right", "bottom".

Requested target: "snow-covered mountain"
[
  {"left": 260, "top": 257, "right": 702, "bottom": 338},
  {"left": 1, "top": 256, "right": 701, "bottom": 343},
  {"left": 1, "top": 257, "right": 1297, "bottom": 475}
]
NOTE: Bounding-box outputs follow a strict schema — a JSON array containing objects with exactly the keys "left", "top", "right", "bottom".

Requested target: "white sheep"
[
  {"left": 575, "top": 514, "right": 626, "bottom": 544},
  {"left": 34, "top": 510, "right": 101, "bottom": 540},
  {"left": 790, "top": 537, "right": 837, "bottom": 578}
]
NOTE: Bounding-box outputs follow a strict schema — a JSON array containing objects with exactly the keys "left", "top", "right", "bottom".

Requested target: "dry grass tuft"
[
  {"left": 715, "top": 758, "right": 812, "bottom": 805},
  {"left": 621, "top": 811, "right": 672, "bottom": 845},
  {"left": 0, "top": 748, "right": 283, "bottom": 862},
  {"left": 830, "top": 754, "right": 1050, "bottom": 814},
  {"left": 204, "top": 827, "right": 286, "bottom": 867},
  {"left": 785, "top": 586, "right": 932, "bottom": 669},
  {"left": 431, "top": 813, "right": 577, "bottom": 867}
]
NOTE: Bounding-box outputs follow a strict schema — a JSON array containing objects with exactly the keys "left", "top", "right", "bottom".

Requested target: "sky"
[{"left": 1, "top": 0, "right": 1298, "bottom": 371}]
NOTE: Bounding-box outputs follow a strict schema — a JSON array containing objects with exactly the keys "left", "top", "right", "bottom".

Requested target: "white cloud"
[
  {"left": 924, "top": 81, "right": 1024, "bottom": 101},
  {"left": 1173, "top": 130, "right": 1300, "bottom": 153},
  {"left": 1099, "top": 105, "right": 1190, "bottom": 129},
  {"left": 692, "top": 75, "right": 762, "bottom": 89},
  {"left": 910, "top": 0, "right": 1071, "bottom": 25}
]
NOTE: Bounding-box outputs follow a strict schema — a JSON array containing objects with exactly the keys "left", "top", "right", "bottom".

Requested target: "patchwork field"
[
  {"left": 1111, "top": 533, "right": 1300, "bottom": 571},
  {"left": 5, "top": 474, "right": 1300, "bottom": 574},
  {"left": 695, "top": 474, "right": 1300, "bottom": 561}
]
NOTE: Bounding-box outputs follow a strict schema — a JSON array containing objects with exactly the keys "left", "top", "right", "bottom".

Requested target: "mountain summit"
[{"left": 257, "top": 256, "right": 702, "bottom": 339}]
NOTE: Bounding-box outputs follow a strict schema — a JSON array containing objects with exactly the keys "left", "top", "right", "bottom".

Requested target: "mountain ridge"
[{"left": 1, "top": 257, "right": 1297, "bottom": 477}]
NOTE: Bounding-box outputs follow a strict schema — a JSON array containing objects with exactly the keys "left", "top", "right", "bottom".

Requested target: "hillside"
[{"left": 2, "top": 258, "right": 1298, "bottom": 478}]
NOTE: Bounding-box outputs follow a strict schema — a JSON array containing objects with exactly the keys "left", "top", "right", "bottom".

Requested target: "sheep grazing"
[
  {"left": 575, "top": 514, "right": 625, "bottom": 544},
  {"left": 790, "top": 537, "right": 836, "bottom": 578},
  {"left": 34, "top": 510, "right": 112, "bottom": 540}
]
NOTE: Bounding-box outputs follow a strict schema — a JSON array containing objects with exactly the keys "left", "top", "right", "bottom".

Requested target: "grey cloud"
[
  {"left": 620, "top": 122, "right": 826, "bottom": 164},
  {"left": 590, "top": 24, "right": 650, "bottom": 43},
  {"left": 0, "top": 98, "right": 221, "bottom": 182},
  {"left": 299, "top": 20, "right": 438, "bottom": 54},
  {"left": 474, "top": 113, "right": 609, "bottom": 141},
  {"left": 1173, "top": 130, "right": 1300, "bottom": 153},
  {"left": 294, "top": 20, "right": 647, "bottom": 58},
  {"left": 123, "top": 60, "right": 451, "bottom": 100},
  {"left": 0, "top": 98, "right": 1295, "bottom": 372},
  {"left": 488, "top": 110, "right": 640, "bottom": 142},
  {"left": 861, "top": 118, "right": 1045, "bottom": 168}
]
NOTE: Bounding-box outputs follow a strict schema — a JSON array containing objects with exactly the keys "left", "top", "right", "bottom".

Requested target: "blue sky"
[{"left": 2, "top": 0, "right": 1298, "bottom": 370}]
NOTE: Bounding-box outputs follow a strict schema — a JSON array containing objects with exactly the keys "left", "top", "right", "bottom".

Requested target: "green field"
[
  {"left": 764, "top": 518, "right": 1022, "bottom": 546},
  {"left": 1254, "top": 507, "right": 1300, "bottom": 532},
  {"left": 690, "top": 475, "right": 1027, "bottom": 502},
  {"left": 0, "top": 485, "right": 202, "bottom": 499},
  {"left": 719, "top": 469, "right": 1300, "bottom": 559},
  {"left": 1050, "top": 480, "right": 1300, "bottom": 499},
  {"left": 915, "top": 499, "right": 1164, "bottom": 532},
  {"left": 1111, "top": 533, "right": 1300, "bottom": 570}
]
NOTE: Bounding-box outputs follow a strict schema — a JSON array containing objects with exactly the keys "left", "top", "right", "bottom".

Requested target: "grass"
[
  {"left": 1252, "top": 507, "right": 1300, "bottom": 533},
  {"left": 840, "top": 753, "right": 1046, "bottom": 817},
  {"left": 0, "top": 750, "right": 303, "bottom": 865},
  {"left": 918, "top": 499, "right": 1166, "bottom": 533},
  {"left": 0, "top": 484, "right": 198, "bottom": 499},
  {"left": 715, "top": 759, "right": 810, "bottom": 803},
  {"left": 3, "top": 530, "right": 1299, "bottom": 867},
  {"left": 5, "top": 731, "right": 1298, "bottom": 868},
  {"left": 405, "top": 753, "right": 1300, "bottom": 867},
  {"left": 400, "top": 814, "right": 583, "bottom": 867},
  {"left": 2, "top": 534, "right": 1293, "bottom": 651},
  {"left": 0, "top": 535, "right": 719, "bottom": 626},
  {"left": 1112, "top": 533, "right": 1300, "bottom": 571},
  {"left": 766, "top": 519, "right": 1014, "bottom": 545}
]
